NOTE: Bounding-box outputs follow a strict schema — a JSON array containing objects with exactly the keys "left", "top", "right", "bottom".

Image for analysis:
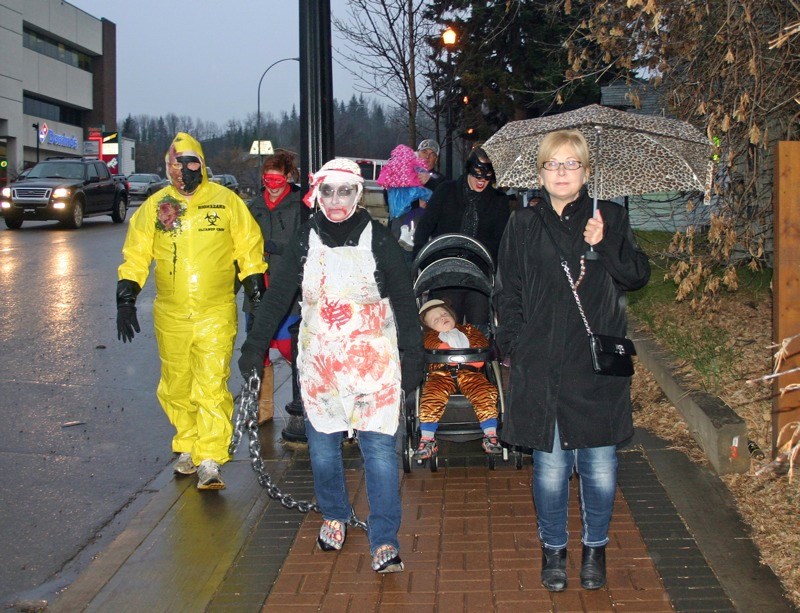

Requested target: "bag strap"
[{"left": 533, "top": 206, "right": 594, "bottom": 336}]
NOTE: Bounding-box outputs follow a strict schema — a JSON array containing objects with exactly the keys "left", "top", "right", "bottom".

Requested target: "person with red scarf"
[{"left": 243, "top": 151, "right": 309, "bottom": 424}]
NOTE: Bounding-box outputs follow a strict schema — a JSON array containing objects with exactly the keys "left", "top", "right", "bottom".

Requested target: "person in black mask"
[
  {"left": 412, "top": 147, "right": 511, "bottom": 325},
  {"left": 116, "top": 132, "right": 266, "bottom": 491}
]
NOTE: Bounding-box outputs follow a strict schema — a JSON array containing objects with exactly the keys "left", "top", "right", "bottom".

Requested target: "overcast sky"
[{"left": 67, "top": 0, "right": 379, "bottom": 127}]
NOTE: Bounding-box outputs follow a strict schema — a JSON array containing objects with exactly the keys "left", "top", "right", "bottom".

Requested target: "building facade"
[{"left": 0, "top": 0, "right": 116, "bottom": 181}]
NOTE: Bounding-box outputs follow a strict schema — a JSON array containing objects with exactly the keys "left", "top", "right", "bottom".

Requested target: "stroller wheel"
[
  {"left": 402, "top": 446, "right": 412, "bottom": 473},
  {"left": 429, "top": 452, "right": 439, "bottom": 472}
]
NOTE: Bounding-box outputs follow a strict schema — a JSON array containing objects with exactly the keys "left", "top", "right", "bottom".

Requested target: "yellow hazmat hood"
[{"left": 165, "top": 132, "right": 209, "bottom": 186}]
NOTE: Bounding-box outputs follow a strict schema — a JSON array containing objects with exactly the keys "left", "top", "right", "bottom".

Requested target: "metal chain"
[
  {"left": 560, "top": 259, "right": 594, "bottom": 336},
  {"left": 229, "top": 373, "right": 367, "bottom": 531}
]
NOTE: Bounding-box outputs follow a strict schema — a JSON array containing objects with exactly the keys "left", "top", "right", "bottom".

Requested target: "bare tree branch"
[{"left": 333, "top": 0, "right": 436, "bottom": 144}]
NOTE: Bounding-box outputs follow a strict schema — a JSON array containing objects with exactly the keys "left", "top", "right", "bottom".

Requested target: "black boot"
[
  {"left": 580, "top": 544, "right": 607, "bottom": 590},
  {"left": 541, "top": 546, "right": 567, "bottom": 592}
]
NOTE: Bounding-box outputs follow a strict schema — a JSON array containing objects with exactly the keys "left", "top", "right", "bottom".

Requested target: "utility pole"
[
  {"left": 285, "top": 0, "right": 335, "bottom": 444},
  {"left": 299, "top": 0, "right": 334, "bottom": 192},
  {"left": 32, "top": 123, "right": 40, "bottom": 162}
]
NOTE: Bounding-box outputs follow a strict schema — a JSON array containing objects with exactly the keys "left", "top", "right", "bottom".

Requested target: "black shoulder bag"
[{"left": 534, "top": 205, "right": 636, "bottom": 377}]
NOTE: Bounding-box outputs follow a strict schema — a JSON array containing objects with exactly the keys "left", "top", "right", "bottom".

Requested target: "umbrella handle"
[{"left": 585, "top": 126, "right": 601, "bottom": 260}]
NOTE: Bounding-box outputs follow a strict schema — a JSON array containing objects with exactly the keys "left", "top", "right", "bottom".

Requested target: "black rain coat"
[
  {"left": 493, "top": 189, "right": 650, "bottom": 451},
  {"left": 412, "top": 174, "right": 510, "bottom": 262},
  {"left": 242, "top": 184, "right": 306, "bottom": 316}
]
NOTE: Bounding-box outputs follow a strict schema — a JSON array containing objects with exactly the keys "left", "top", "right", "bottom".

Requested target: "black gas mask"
[{"left": 174, "top": 156, "right": 203, "bottom": 194}]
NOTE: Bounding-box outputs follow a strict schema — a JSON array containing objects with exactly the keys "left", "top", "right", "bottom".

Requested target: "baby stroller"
[{"left": 402, "top": 234, "right": 521, "bottom": 472}]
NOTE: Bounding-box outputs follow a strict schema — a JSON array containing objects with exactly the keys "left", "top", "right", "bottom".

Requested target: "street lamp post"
[
  {"left": 441, "top": 27, "right": 457, "bottom": 180},
  {"left": 256, "top": 57, "right": 300, "bottom": 166},
  {"left": 32, "top": 123, "right": 40, "bottom": 162}
]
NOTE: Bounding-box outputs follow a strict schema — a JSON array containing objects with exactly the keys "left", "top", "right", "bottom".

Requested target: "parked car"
[
  {"left": 210, "top": 174, "right": 239, "bottom": 194},
  {"left": 127, "top": 173, "right": 167, "bottom": 200},
  {"left": 0, "top": 157, "right": 128, "bottom": 229}
]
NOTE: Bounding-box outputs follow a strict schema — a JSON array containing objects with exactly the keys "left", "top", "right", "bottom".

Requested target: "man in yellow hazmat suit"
[{"left": 116, "top": 132, "right": 266, "bottom": 490}]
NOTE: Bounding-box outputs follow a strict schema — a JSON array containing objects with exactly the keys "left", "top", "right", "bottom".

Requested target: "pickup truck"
[{"left": 0, "top": 157, "right": 128, "bottom": 229}]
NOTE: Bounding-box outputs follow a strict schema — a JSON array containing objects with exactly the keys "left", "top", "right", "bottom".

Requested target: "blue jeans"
[
  {"left": 532, "top": 422, "right": 618, "bottom": 549},
  {"left": 305, "top": 419, "right": 401, "bottom": 554}
]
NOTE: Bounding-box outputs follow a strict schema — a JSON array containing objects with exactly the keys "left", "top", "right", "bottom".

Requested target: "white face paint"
[{"left": 318, "top": 182, "right": 359, "bottom": 222}]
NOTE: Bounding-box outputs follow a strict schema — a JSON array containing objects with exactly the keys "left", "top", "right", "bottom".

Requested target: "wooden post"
[{"left": 772, "top": 141, "right": 800, "bottom": 454}]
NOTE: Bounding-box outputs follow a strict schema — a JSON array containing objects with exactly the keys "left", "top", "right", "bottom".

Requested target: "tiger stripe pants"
[{"left": 418, "top": 369, "right": 498, "bottom": 424}]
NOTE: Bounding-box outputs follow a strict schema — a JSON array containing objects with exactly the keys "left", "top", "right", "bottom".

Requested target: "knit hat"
[
  {"left": 419, "top": 299, "right": 457, "bottom": 327},
  {"left": 377, "top": 144, "right": 425, "bottom": 188},
  {"left": 417, "top": 139, "right": 440, "bottom": 156}
]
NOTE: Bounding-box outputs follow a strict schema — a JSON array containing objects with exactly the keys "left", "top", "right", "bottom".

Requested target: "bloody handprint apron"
[{"left": 298, "top": 223, "right": 402, "bottom": 437}]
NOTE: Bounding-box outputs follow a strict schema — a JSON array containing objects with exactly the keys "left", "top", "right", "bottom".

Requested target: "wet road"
[{"left": 0, "top": 215, "right": 180, "bottom": 603}]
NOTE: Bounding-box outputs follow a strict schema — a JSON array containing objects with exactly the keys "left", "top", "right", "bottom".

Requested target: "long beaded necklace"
[{"left": 570, "top": 256, "right": 587, "bottom": 291}]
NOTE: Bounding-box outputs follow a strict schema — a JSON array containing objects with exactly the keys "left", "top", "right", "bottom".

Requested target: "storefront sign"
[
  {"left": 39, "top": 122, "right": 79, "bottom": 150},
  {"left": 47, "top": 130, "right": 79, "bottom": 150}
]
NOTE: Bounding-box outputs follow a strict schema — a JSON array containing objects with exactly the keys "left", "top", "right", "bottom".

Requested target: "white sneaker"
[
  {"left": 196, "top": 459, "right": 225, "bottom": 490},
  {"left": 173, "top": 452, "right": 197, "bottom": 475},
  {"left": 398, "top": 224, "right": 414, "bottom": 249}
]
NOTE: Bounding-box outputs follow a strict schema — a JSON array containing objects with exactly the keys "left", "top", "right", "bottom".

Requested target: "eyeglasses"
[
  {"left": 541, "top": 160, "right": 583, "bottom": 171},
  {"left": 319, "top": 184, "right": 355, "bottom": 198}
]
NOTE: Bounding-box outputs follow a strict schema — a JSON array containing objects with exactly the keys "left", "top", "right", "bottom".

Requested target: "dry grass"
[{"left": 631, "top": 291, "right": 800, "bottom": 608}]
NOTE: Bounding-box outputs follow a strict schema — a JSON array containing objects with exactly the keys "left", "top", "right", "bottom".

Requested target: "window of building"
[
  {"left": 23, "top": 28, "right": 93, "bottom": 72},
  {"left": 23, "top": 95, "right": 83, "bottom": 127}
]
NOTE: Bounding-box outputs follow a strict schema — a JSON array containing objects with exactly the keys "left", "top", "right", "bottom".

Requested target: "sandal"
[
  {"left": 372, "top": 544, "right": 404, "bottom": 573},
  {"left": 482, "top": 434, "right": 503, "bottom": 455},
  {"left": 412, "top": 438, "right": 438, "bottom": 461},
  {"left": 317, "top": 519, "right": 347, "bottom": 551}
]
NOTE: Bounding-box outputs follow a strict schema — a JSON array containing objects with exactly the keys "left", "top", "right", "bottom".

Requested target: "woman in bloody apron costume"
[{"left": 239, "top": 158, "right": 423, "bottom": 573}]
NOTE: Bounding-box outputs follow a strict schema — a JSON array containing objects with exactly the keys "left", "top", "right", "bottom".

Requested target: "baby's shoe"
[
  {"left": 482, "top": 434, "right": 502, "bottom": 454},
  {"left": 412, "top": 438, "right": 437, "bottom": 461}
]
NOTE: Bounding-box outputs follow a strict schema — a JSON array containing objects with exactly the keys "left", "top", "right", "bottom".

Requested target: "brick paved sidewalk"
[{"left": 264, "top": 462, "right": 673, "bottom": 612}]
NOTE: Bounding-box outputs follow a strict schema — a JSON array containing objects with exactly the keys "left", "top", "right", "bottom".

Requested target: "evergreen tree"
[{"left": 424, "top": 1, "right": 602, "bottom": 142}]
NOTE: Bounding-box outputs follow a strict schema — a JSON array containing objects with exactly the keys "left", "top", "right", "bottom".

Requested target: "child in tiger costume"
[{"left": 414, "top": 299, "right": 502, "bottom": 460}]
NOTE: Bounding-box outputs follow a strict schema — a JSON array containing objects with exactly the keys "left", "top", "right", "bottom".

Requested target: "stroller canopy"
[
  {"left": 412, "top": 234, "right": 494, "bottom": 279},
  {"left": 414, "top": 257, "right": 493, "bottom": 298}
]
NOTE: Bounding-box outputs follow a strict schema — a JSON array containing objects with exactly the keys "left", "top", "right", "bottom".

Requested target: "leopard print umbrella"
[{"left": 483, "top": 104, "right": 713, "bottom": 202}]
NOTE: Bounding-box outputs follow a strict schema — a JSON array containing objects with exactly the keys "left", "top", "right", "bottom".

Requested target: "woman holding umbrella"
[{"left": 494, "top": 129, "right": 650, "bottom": 591}]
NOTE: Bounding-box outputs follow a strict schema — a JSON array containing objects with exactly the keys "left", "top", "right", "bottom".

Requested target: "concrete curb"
[
  {"left": 630, "top": 429, "right": 795, "bottom": 612},
  {"left": 630, "top": 316, "right": 750, "bottom": 474}
]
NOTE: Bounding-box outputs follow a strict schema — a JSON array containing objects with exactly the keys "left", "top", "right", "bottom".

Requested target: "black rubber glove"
[
  {"left": 116, "top": 279, "right": 141, "bottom": 343},
  {"left": 263, "top": 239, "right": 278, "bottom": 254},
  {"left": 238, "top": 349, "right": 264, "bottom": 380},
  {"left": 242, "top": 273, "right": 266, "bottom": 308}
]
